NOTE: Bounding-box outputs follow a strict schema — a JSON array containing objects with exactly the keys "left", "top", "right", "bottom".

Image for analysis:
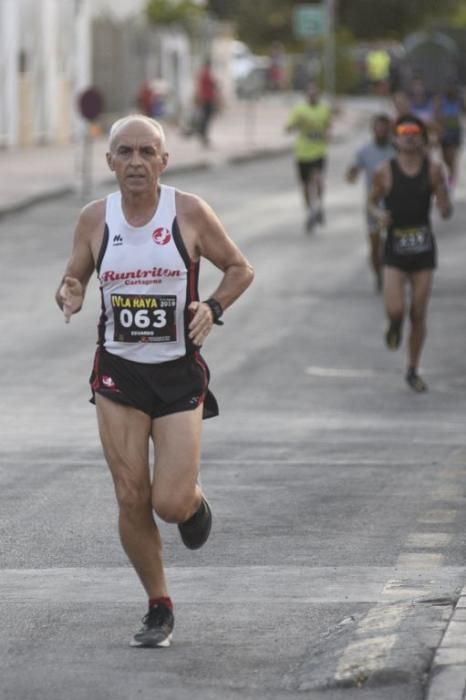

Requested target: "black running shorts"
[
  {"left": 296, "top": 158, "right": 326, "bottom": 185},
  {"left": 89, "top": 347, "right": 219, "bottom": 420},
  {"left": 383, "top": 237, "right": 437, "bottom": 271}
]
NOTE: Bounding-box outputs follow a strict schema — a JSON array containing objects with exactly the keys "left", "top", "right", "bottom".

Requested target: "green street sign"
[{"left": 292, "top": 4, "right": 326, "bottom": 39}]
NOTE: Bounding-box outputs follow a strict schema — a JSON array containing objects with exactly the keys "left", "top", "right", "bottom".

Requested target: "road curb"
[
  {"left": 0, "top": 161, "right": 214, "bottom": 218},
  {"left": 426, "top": 585, "right": 466, "bottom": 699},
  {"left": 0, "top": 115, "right": 359, "bottom": 217},
  {"left": 0, "top": 149, "right": 291, "bottom": 217},
  {"left": 228, "top": 145, "right": 292, "bottom": 165},
  {"left": 0, "top": 186, "right": 74, "bottom": 220}
]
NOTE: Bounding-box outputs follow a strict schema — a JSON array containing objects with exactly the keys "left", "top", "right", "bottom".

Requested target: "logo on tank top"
[
  {"left": 152, "top": 227, "right": 172, "bottom": 246},
  {"left": 113, "top": 234, "right": 123, "bottom": 246}
]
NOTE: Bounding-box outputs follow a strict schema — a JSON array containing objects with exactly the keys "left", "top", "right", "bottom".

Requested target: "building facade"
[
  {"left": 0, "top": 0, "right": 231, "bottom": 148},
  {"left": 0, "top": 0, "right": 92, "bottom": 148}
]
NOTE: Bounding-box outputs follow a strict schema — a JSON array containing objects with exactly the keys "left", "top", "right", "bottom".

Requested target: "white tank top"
[{"left": 96, "top": 185, "right": 199, "bottom": 363}]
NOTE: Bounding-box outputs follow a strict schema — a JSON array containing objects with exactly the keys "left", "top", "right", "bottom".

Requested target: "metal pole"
[
  {"left": 40, "top": 0, "right": 59, "bottom": 143},
  {"left": 1, "top": 0, "right": 19, "bottom": 147},
  {"left": 81, "top": 126, "right": 93, "bottom": 202},
  {"left": 324, "top": 0, "right": 336, "bottom": 99}
]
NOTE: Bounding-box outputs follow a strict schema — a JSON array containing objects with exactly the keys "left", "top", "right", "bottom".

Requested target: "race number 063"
[{"left": 119, "top": 309, "right": 167, "bottom": 329}]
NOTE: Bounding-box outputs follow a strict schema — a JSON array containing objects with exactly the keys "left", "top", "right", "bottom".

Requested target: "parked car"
[{"left": 231, "top": 40, "right": 268, "bottom": 97}]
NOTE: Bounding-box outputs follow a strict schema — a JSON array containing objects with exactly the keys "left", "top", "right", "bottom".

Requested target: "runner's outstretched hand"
[{"left": 59, "top": 276, "right": 84, "bottom": 323}]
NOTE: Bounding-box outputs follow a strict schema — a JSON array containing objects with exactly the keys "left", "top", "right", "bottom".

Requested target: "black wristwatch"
[{"left": 204, "top": 298, "right": 224, "bottom": 325}]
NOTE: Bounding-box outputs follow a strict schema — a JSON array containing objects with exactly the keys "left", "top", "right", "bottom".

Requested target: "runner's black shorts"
[
  {"left": 89, "top": 347, "right": 219, "bottom": 420},
  {"left": 383, "top": 238, "right": 437, "bottom": 271},
  {"left": 296, "top": 158, "right": 326, "bottom": 185}
]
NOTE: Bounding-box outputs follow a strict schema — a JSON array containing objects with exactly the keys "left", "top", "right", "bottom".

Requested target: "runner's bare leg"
[
  {"left": 151, "top": 405, "right": 203, "bottom": 524},
  {"left": 96, "top": 394, "right": 169, "bottom": 599},
  {"left": 408, "top": 269, "right": 433, "bottom": 369}
]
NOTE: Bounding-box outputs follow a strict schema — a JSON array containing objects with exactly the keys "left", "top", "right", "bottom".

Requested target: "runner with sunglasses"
[{"left": 368, "top": 114, "right": 453, "bottom": 392}]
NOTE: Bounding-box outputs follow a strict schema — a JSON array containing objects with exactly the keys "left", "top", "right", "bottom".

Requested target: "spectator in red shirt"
[{"left": 194, "top": 59, "right": 219, "bottom": 147}]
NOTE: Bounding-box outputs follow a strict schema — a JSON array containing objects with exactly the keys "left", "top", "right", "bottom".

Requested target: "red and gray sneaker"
[
  {"left": 130, "top": 603, "right": 174, "bottom": 648},
  {"left": 178, "top": 496, "right": 212, "bottom": 550}
]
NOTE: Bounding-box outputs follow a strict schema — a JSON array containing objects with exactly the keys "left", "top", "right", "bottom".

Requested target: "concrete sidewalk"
[{"left": 0, "top": 93, "right": 371, "bottom": 217}]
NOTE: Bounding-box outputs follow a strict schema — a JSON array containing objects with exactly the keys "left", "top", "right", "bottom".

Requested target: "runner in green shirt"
[{"left": 286, "top": 80, "right": 332, "bottom": 232}]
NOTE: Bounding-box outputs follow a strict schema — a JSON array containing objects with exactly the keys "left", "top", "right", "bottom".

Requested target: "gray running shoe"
[
  {"left": 130, "top": 603, "right": 174, "bottom": 648},
  {"left": 305, "top": 208, "right": 319, "bottom": 233},
  {"left": 406, "top": 368, "right": 428, "bottom": 393},
  {"left": 385, "top": 319, "right": 402, "bottom": 350}
]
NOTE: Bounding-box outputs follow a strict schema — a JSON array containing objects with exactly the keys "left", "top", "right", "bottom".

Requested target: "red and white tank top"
[{"left": 96, "top": 185, "right": 199, "bottom": 363}]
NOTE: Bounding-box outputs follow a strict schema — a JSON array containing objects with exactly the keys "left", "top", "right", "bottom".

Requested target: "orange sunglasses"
[{"left": 396, "top": 123, "right": 422, "bottom": 136}]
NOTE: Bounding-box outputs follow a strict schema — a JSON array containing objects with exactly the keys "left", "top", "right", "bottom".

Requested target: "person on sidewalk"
[
  {"left": 346, "top": 113, "right": 395, "bottom": 292},
  {"left": 433, "top": 82, "right": 464, "bottom": 188},
  {"left": 368, "top": 114, "right": 452, "bottom": 392},
  {"left": 55, "top": 115, "right": 254, "bottom": 647},
  {"left": 408, "top": 77, "right": 437, "bottom": 146},
  {"left": 193, "top": 58, "right": 220, "bottom": 147},
  {"left": 365, "top": 45, "right": 391, "bottom": 97},
  {"left": 285, "top": 80, "right": 332, "bottom": 233}
]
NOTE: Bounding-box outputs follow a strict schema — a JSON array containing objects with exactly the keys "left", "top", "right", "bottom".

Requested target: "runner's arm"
[
  {"left": 346, "top": 146, "right": 365, "bottom": 183},
  {"left": 285, "top": 107, "right": 301, "bottom": 133},
  {"left": 181, "top": 196, "right": 254, "bottom": 345},
  {"left": 346, "top": 164, "right": 361, "bottom": 183},
  {"left": 367, "top": 164, "right": 391, "bottom": 228},
  {"left": 431, "top": 162, "right": 453, "bottom": 219},
  {"left": 55, "top": 203, "right": 99, "bottom": 321}
]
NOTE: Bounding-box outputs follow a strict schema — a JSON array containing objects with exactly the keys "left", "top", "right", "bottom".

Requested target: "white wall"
[
  {"left": 0, "top": 0, "right": 93, "bottom": 146},
  {"left": 91, "top": 0, "right": 147, "bottom": 19}
]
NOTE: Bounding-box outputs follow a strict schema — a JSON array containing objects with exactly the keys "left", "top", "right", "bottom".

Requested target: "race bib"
[
  {"left": 305, "top": 129, "right": 325, "bottom": 141},
  {"left": 111, "top": 294, "right": 177, "bottom": 343},
  {"left": 392, "top": 226, "right": 433, "bottom": 256}
]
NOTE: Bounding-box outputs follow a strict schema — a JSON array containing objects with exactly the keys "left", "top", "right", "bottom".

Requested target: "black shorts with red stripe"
[{"left": 89, "top": 347, "right": 219, "bottom": 420}]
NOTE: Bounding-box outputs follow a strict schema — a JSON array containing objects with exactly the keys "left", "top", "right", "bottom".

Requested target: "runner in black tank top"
[
  {"left": 383, "top": 157, "right": 436, "bottom": 271},
  {"left": 368, "top": 114, "right": 453, "bottom": 392}
]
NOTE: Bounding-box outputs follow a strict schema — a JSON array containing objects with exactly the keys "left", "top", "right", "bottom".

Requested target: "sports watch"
[{"left": 204, "top": 297, "right": 224, "bottom": 325}]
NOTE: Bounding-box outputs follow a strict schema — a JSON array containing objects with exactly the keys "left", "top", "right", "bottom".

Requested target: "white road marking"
[
  {"left": 405, "top": 533, "right": 453, "bottom": 548},
  {"left": 396, "top": 553, "right": 444, "bottom": 569},
  {"left": 335, "top": 634, "right": 398, "bottom": 682},
  {"left": 202, "top": 458, "right": 430, "bottom": 465},
  {"left": 432, "top": 485, "right": 466, "bottom": 502},
  {"left": 382, "top": 579, "right": 432, "bottom": 599},
  {"left": 355, "top": 603, "right": 409, "bottom": 634},
  {"left": 417, "top": 510, "right": 457, "bottom": 524},
  {"left": 440, "top": 468, "right": 466, "bottom": 480},
  {"left": 305, "top": 366, "right": 381, "bottom": 378}
]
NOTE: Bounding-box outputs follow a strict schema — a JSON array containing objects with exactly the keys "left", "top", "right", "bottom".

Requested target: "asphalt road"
[{"left": 1, "top": 132, "right": 466, "bottom": 700}]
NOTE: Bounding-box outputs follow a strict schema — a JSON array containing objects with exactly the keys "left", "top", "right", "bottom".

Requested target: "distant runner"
[
  {"left": 433, "top": 83, "right": 464, "bottom": 188},
  {"left": 346, "top": 114, "right": 395, "bottom": 291},
  {"left": 286, "top": 80, "right": 332, "bottom": 233},
  {"left": 368, "top": 114, "right": 453, "bottom": 392}
]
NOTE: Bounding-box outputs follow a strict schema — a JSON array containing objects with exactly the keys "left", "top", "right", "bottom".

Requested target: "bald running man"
[{"left": 56, "top": 115, "right": 254, "bottom": 647}]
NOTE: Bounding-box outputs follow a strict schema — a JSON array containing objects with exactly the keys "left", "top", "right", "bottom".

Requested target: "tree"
[
  {"left": 206, "top": 0, "right": 293, "bottom": 49},
  {"left": 338, "top": 0, "right": 463, "bottom": 38},
  {"left": 205, "top": 0, "right": 465, "bottom": 46},
  {"left": 451, "top": 0, "right": 466, "bottom": 27},
  {"left": 146, "top": 0, "right": 204, "bottom": 27}
]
